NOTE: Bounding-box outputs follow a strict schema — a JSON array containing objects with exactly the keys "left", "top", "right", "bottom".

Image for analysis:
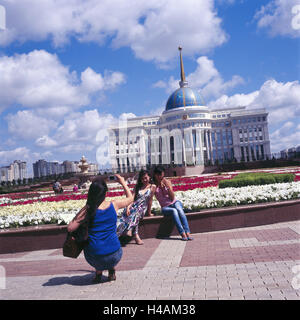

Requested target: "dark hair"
[
  {"left": 153, "top": 165, "right": 165, "bottom": 175},
  {"left": 86, "top": 177, "right": 108, "bottom": 227},
  {"left": 134, "top": 169, "right": 151, "bottom": 201},
  {"left": 153, "top": 166, "right": 165, "bottom": 184}
]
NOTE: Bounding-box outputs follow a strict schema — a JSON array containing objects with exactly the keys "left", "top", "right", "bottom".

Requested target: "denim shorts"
[{"left": 84, "top": 247, "right": 123, "bottom": 270}]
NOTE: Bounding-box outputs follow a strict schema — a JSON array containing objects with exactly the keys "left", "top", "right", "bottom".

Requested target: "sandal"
[
  {"left": 108, "top": 270, "right": 116, "bottom": 281},
  {"left": 92, "top": 272, "right": 102, "bottom": 284},
  {"left": 134, "top": 235, "right": 144, "bottom": 245}
]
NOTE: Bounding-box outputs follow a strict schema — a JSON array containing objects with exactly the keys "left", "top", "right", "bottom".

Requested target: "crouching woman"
[{"left": 67, "top": 174, "right": 133, "bottom": 283}]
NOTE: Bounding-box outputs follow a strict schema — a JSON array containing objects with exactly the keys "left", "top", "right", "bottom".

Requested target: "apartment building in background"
[{"left": 0, "top": 160, "right": 27, "bottom": 183}]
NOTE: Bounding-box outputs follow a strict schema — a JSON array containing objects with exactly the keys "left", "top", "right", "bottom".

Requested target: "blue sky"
[{"left": 0, "top": 0, "right": 299, "bottom": 175}]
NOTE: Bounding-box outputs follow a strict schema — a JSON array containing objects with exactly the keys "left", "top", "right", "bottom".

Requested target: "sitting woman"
[
  {"left": 67, "top": 174, "right": 133, "bottom": 283},
  {"left": 53, "top": 180, "right": 63, "bottom": 194},
  {"left": 152, "top": 166, "right": 193, "bottom": 241},
  {"left": 117, "top": 169, "right": 156, "bottom": 245}
]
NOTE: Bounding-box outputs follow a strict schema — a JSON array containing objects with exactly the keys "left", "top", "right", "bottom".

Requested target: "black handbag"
[
  {"left": 63, "top": 233, "right": 85, "bottom": 258},
  {"left": 63, "top": 223, "right": 88, "bottom": 259}
]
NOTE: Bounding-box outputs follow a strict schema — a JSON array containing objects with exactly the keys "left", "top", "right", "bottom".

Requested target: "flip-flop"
[
  {"left": 187, "top": 237, "right": 194, "bottom": 241},
  {"left": 181, "top": 237, "right": 188, "bottom": 241}
]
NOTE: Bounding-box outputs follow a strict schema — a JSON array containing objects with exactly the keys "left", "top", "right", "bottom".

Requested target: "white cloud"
[
  {"left": 270, "top": 122, "right": 300, "bottom": 152},
  {"left": 6, "top": 110, "right": 58, "bottom": 140},
  {"left": 254, "top": 0, "right": 300, "bottom": 38},
  {"left": 208, "top": 91, "right": 259, "bottom": 109},
  {"left": 119, "top": 113, "right": 137, "bottom": 121},
  {"left": 0, "top": 50, "right": 126, "bottom": 114},
  {"left": 208, "top": 79, "right": 300, "bottom": 152},
  {"left": 57, "top": 144, "right": 95, "bottom": 154},
  {"left": 45, "top": 110, "right": 137, "bottom": 166},
  {"left": 208, "top": 79, "right": 300, "bottom": 123},
  {"left": 35, "top": 135, "right": 58, "bottom": 148},
  {"left": 103, "top": 71, "right": 127, "bottom": 90},
  {"left": 154, "top": 56, "right": 244, "bottom": 101},
  {"left": 191, "top": 57, "right": 244, "bottom": 99},
  {"left": 4, "top": 109, "right": 131, "bottom": 165},
  {"left": 152, "top": 80, "right": 167, "bottom": 89},
  {"left": 0, "top": 0, "right": 227, "bottom": 64},
  {"left": 80, "top": 67, "right": 105, "bottom": 93},
  {"left": 53, "top": 110, "right": 115, "bottom": 145},
  {"left": 0, "top": 147, "right": 31, "bottom": 165},
  {"left": 271, "top": 121, "right": 295, "bottom": 139},
  {"left": 80, "top": 68, "right": 126, "bottom": 93}
]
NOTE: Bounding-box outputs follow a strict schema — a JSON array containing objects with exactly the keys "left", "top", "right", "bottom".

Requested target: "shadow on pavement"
[{"left": 42, "top": 271, "right": 103, "bottom": 287}]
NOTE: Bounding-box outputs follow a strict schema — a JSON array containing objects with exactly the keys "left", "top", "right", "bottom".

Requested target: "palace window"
[
  {"left": 260, "top": 145, "right": 265, "bottom": 159},
  {"left": 241, "top": 146, "right": 245, "bottom": 161}
]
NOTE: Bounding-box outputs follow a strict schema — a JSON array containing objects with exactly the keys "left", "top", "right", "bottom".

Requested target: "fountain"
[
  {"left": 75, "top": 156, "right": 94, "bottom": 188},
  {"left": 78, "top": 155, "right": 89, "bottom": 174}
]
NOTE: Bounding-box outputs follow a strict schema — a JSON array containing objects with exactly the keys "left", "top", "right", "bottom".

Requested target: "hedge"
[{"left": 219, "top": 172, "right": 295, "bottom": 188}]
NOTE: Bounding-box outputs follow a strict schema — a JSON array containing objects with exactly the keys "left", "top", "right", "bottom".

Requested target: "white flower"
[{"left": 0, "top": 181, "right": 299, "bottom": 229}]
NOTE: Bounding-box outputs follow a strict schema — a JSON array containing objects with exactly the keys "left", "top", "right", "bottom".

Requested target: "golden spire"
[{"left": 178, "top": 46, "right": 188, "bottom": 88}]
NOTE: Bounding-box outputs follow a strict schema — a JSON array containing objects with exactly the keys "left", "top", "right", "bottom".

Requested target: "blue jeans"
[
  {"left": 84, "top": 247, "right": 123, "bottom": 271},
  {"left": 161, "top": 200, "right": 190, "bottom": 235}
]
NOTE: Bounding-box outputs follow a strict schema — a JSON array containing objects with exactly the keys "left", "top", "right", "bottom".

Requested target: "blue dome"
[{"left": 165, "top": 87, "right": 205, "bottom": 111}]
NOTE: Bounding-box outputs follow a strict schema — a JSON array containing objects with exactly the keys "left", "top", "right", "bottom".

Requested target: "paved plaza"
[{"left": 0, "top": 220, "right": 299, "bottom": 300}]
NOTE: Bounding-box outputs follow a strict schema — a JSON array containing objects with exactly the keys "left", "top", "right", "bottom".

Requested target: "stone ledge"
[
  {"left": 139, "top": 199, "right": 300, "bottom": 239},
  {"left": 0, "top": 199, "right": 299, "bottom": 254}
]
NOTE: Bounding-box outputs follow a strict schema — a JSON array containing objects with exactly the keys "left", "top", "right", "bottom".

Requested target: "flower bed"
[
  {"left": 171, "top": 181, "right": 300, "bottom": 214},
  {"left": 1, "top": 181, "right": 299, "bottom": 229},
  {"left": 0, "top": 167, "right": 299, "bottom": 229}
]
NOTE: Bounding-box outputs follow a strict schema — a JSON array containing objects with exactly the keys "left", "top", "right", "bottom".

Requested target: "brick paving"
[{"left": 0, "top": 220, "right": 299, "bottom": 300}]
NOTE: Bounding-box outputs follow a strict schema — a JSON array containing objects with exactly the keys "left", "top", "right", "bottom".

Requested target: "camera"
[{"left": 109, "top": 175, "right": 117, "bottom": 181}]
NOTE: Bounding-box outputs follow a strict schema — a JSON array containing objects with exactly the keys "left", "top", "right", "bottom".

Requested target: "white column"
[
  {"left": 161, "top": 129, "right": 170, "bottom": 165},
  {"left": 182, "top": 129, "right": 186, "bottom": 166},
  {"left": 205, "top": 130, "right": 211, "bottom": 161},
  {"left": 263, "top": 124, "right": 271, "bottom": 159},
  {"left": 209, "top": 131, "right": 213, "bottom": 163},
  {"left": 150, "top": 129, "right": 160, "bottom": 166},
  {"left": 184, "top": 128, "right": 194, "bottom": 165},
  {"left": 173, "top": 130, "right": 183, "bottom": 165}
]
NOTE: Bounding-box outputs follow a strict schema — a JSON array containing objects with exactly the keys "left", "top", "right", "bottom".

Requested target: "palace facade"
[{"left": 108, "top": 49, "right": 271, "bottom": 174}]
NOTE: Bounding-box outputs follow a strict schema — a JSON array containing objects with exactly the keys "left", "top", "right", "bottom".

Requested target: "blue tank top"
[{"left": 86, "top": 202, "right": 120, "bottom": 256}]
